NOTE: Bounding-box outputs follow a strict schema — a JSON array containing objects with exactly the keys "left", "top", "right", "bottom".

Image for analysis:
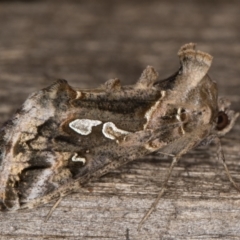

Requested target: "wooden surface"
[{"left": 0, "top": 1, "right": 240, "bottom": 239}]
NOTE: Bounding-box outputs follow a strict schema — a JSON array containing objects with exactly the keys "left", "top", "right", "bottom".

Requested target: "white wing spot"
[
  {"left": 102, "top": 122, "right": 130, "bottom": 140},
  {"left": 72, "top": 153, "right": 86, "bottom": 164},
  {"left": 69, "top": 119, "right": 102, "bottom": 135},
  {"left": 76, "top": 91, "right": 82, "bottom": 99}
]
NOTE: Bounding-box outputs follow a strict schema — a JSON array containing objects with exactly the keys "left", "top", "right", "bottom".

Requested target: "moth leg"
[
  {"left": 20, "top": 180, "right": 83, "bottom": 210},
  {"left": 138, "top": 156, "right": 180, "bottom": 230},
  {"left": 138, "top": 131, "right": 202, "bottom": 230},
  {"left": 216, "top": 138, "right": 240, "bottom": 192},
  {"left": 156, "top": 151, "right": 175, "bottom": 157},
  {"left": 45, "top": 194, "right": 63, "bottom": 222}
]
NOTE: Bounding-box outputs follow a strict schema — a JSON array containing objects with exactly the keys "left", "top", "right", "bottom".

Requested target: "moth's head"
[{"left": 215, "top": 98, "right": 239, "bottom": 137}]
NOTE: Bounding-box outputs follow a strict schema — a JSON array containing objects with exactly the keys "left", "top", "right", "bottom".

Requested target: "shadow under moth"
[{"left": 0, "top": 43, "right": 239, "bottom": 228}]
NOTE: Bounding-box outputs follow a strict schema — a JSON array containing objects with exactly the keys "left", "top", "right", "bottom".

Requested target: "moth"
[{"left": 0, "top": 43, "right": 239, "bottom": 228}]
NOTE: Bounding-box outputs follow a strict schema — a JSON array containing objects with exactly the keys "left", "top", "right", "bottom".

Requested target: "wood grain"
[{"left": 0, "top": 1, "right": 240, "bottom": 239}]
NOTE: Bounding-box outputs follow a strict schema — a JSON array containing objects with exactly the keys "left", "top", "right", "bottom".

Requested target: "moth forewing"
[{"left": 0, "top": 43, "right": 238, "bottom": 231}]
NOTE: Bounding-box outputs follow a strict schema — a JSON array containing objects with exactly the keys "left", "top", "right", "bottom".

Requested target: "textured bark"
[{"left": 0, "top": 1, "right": 240, "bottom": 239}]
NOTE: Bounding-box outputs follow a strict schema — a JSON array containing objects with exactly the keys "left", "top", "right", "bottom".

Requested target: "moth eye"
[{"left": 217, "top": 111, "right": 229, "bottom": 130}]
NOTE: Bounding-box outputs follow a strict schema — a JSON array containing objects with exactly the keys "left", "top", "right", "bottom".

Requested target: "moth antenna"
[
  {"left": 138, "top": 156, "right": 180, "bottom": 231},
  {"left": 45, "top": 195, "right": 63, "bottom": 222},
  {"left": 216, "top": 138, "right": 240, "bottom": 192}
]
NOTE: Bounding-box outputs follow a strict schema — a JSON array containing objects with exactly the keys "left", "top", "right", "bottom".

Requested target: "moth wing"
[{"left": 0, "top": 78, "right": 161, "bottom": 209}]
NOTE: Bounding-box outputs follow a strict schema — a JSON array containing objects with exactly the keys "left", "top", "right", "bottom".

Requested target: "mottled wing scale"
[{"left": 0, "top": 69, "right": 163, "bottom": 210}]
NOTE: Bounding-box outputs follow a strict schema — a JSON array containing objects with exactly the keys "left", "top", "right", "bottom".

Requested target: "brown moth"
[{"left": 0, "top": 43, "right": 239, "bottom": 228}]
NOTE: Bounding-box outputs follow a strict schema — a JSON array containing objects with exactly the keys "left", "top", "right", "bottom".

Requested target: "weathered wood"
[{"left": 0, "top": 1, "right": 240, "bottom": 239}]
